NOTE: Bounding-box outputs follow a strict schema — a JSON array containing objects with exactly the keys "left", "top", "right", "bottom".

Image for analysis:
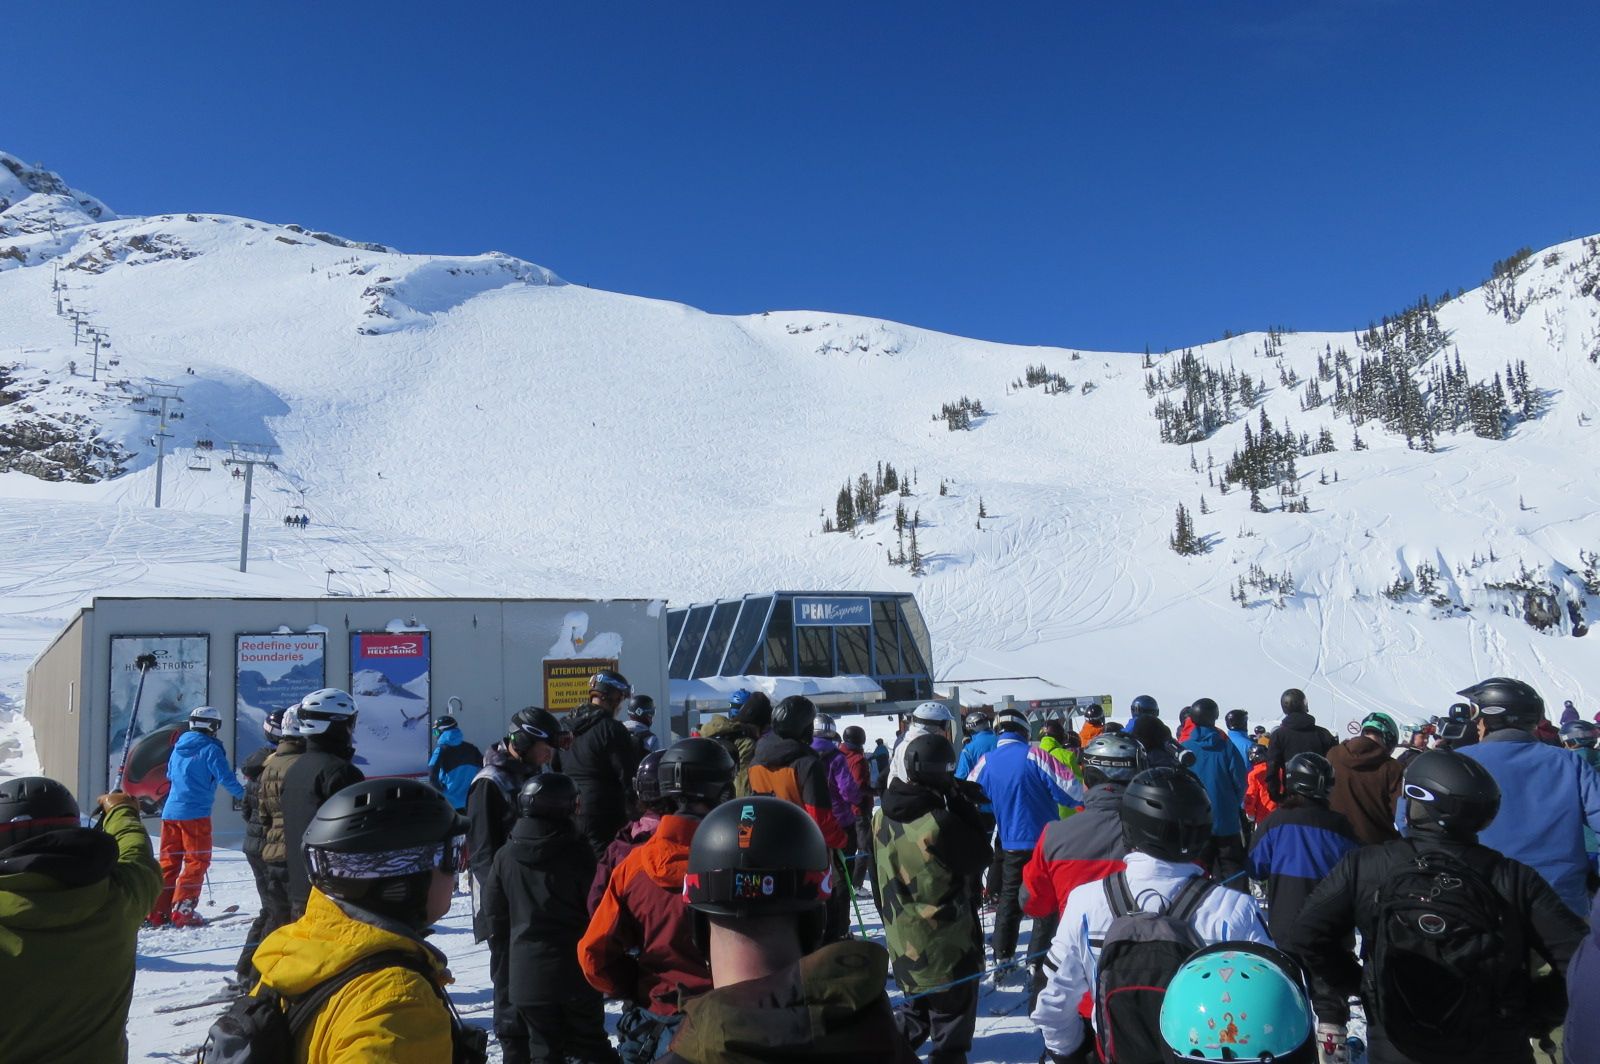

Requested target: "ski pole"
[
  {"left": 837, "top": 852, "right": 870, "bottom": 940},
  {"left": 112, "top": 653, "right": 160, "bottom": 793}
]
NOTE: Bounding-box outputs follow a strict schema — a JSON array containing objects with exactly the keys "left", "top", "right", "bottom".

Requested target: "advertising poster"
[
  {"left": 107, "top": 635, "right": 209, "bottom": 809},
  {"left": 543, "top": 658, "right": 617, "bottom": 714},
  {"left": 235, "top": 633, "right": 326, "bottom": 759},
  {"left": 349, "top": 631, "right": 432, "bottom": 776}
]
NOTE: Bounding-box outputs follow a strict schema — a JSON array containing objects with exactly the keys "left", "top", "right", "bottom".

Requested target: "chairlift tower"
[
  {"left": 222, "top": 443, "right": 278, "bottom": 573},
  {"left": 127, "top": 382, "right": 183, "bottom": 508}
]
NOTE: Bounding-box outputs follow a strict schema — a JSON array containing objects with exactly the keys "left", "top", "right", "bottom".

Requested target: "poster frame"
[
  {"left": 233, "top": 631, "right": 328, "bottom": 762},
  {"left": 348, "top": 630, "right": 434, "bottom": 778},
  {"left": 105, "top": 632, "right": 211, "bottom": 801}
]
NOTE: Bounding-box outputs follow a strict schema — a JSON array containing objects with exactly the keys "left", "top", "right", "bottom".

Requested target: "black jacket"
[
  {"left": 481, "top": 816, "right": 598, "bottom": 1007},
  {"left": 281, "top": 735, "right": 364, "bottom": 915},
  {"left": 563, "top": 703, "right": 641, "bottom": 854},
  {"left": 238, "top": 745, "right": 275, "bottom": 859},
  {"left": 1264, "top": 711, "right": 1337, "bottom": 802},
  {"left": 1244, "top": 800, "right": 1359, "bottom": 944},
  {"left": 1282, "top": 832, "right": 1587, "bottom": 1063},
  {"left": 466, "top": 742, "right": 536, "bottom": 941}
]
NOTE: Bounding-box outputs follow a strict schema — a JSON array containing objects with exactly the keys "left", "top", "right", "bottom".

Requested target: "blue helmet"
[
  {"left": 1130, "top": 694, "right": 1159, "bottom": 717},
  {"left": 1160, "top": 942, "right": 1316, "bottom": 1061}
]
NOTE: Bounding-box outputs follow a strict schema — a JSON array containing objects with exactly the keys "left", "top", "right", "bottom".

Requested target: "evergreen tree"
[
  {"left": 978, "top": 497, "right": 988, "bottom": 518},
  {"left": 1169, "top": 502, "right": 1203, "bottom": 555},
  {"left": 835, "top": 485, "right": 855, "bottom": 531},
  {"left": 909, "top": 524, "right": 925, "bottom": 576}
]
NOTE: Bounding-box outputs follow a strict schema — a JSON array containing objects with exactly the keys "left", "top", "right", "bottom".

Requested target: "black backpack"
[
  {"left": 1366, "top": 843, "right": 1518, "bottom": 1064},
  {"left": 1092, "top": 872, "right": 1215, "bottom": 1064},
  {"left": 199, "top": 950, "right": 488, "bottom": 1064}
]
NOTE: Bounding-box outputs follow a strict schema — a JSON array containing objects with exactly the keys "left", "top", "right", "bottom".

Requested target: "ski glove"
[
  {"left": 97, "top": 791, "right": 139, "bottom": 814},
  {"left": 1316, "top": 1022, "right": 1350, "bottom": 1064}
]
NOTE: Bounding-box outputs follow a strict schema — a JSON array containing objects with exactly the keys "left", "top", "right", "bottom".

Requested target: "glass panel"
[
  {"left": 880, "top": 677, "right": 918, "bottom": 702},
  {"left": 873, "top": 599, "right": 901, "bottom": 676},
  {"left": 898, "top": 599, "right": 933, "bottom": 674},
  {"left": 836, "top": 625, "right": 872, "bottom": 674},
  {"left": 761, "top": 605, "right": 793, "bottom": 675},
  {"left": 797, "top": 626, "right": 833, "bottom": 677},
  {"left": 667, "top": 609, "right": 686, "bottom": 653},
  {"left": 722, "top": 597, "right": 770, "bottom": 675},
  {"left": 898, "top": 618, "right": 927, "bottom": 676},
  {"left": 670, "top": 605, "right": 713, "bottom": 679},
  {"left": 693, "top": 601, "right": 742, "bottom": 679}
]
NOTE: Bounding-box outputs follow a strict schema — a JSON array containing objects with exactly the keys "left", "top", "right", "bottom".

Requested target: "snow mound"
[{"left": 359, "top": 253, "right": 564, "bottom": 333}]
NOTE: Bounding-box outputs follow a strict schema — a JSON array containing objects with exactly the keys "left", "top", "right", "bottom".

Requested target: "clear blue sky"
[{"left": 12, "top": 3, "right": 1599, "bottom": 352}]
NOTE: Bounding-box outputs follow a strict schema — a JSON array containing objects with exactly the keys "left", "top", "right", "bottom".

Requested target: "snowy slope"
[{"left": 1, "top": 148, "right": 1598, "bottom": 765}]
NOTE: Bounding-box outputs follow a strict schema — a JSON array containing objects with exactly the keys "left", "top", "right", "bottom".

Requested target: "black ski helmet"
[
  {"left": 1247, "top": 741, "right": 1268, "bottom": 765},
  {"left": 1281, "top": 688, "right": 1308, "bottom": 714},
  {"left": 431, "top": 714, "right": 459, "bottom": 735},
  {"left": 1083, "top": 703, "right": 1105, "bottom": 723},
  {"left": 508, "top": 706, "right": 560, "bottom": 753},
  {"left": 1131, "top": 695, "right": 1159, "bottom": 717},
  {"left": 517, "top": 772, "right": 579, "bottom": 820},
  {"left": 771, "top": 695, "right": 816, "bottom": 742},
  {"left": 1225, "top": 709, "right": 1249, "bottom": 732},
  {"left": 590, "top": 669, "right": 632, "bottom": 699},
  {"left": 264, "top": 708, "right": 287, "bottom": 743},
  {"left": 635, "top": 749, "right": 666, "bottom": 804},
  {"left": 0, "top": 776, "right": 80, "bottom": 846},
  {"left": 302, "top": 778, "right": 466, "bottom": 928},
  {"left": 963, "top": 711, "right": 991, "bottom": 733},
  {"left": 995, "top": 707, "right": 1030, "bottom": 736},
  {"left": 904, "top": 732, "right": 958, "bottom": 789},
  {"left": 842, "top": 724, "right": 867, "bottom": 747},
  {"left": 627, "top": 694, "right": 656, "bottom": 722},
  {"left": 684, "top": 795, "right": 831, "bottom": 921},
  {"left": 1080, "top": 733, "right": 1147, "bottom": 787},
  {"left": 1401, "top": 750, "right": 1501, "bottom": 838},
  {"left": 1189, "top": 698, "right": 1219, "bottom": 727},
  {"left": 1457, "top": 677, "right": 1544, "bottom": 730},
  {"left": 1119, "top": 768, "right": 1212, "bottom": 862},
  {"left": 1283, "top": 752, "right": 1335, "bottom": 802},
  {"left": 657, "top": 737, "right": 736, "bottom": 806}
]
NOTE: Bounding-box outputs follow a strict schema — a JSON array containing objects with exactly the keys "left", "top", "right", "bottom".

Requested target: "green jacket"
[
  {"left": 700, "top": 714, "right": 757, "bottom": 798},
  {"left": 872, "top": 780, "right": 992, "bottom": 994},
  {"left": 1039, "top": 736, "right": 1082, "bottom": 818},
  {"left": 0, "top": 804, "right": 161, "bottom": 1063}
]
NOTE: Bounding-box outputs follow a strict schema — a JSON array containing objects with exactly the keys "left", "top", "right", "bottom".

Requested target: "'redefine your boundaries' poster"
[
  {"left": 349, "top": 631, "right": 432, "bottom": 776},
  {"left": 235, "top": 633, "right": 326, "bottom": 760}
]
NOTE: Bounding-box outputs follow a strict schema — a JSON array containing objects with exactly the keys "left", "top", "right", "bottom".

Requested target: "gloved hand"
[
  {"left": 96, "top": 791, "right": 138, "bottom": 815},
  {"left": 1316, "top": 1022, "right": 1350, "bottom": 1064}
]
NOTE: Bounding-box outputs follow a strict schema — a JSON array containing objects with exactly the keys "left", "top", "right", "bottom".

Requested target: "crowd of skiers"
[{"left": 3, "top": 672, "right": 1599, "bottom": 1063}]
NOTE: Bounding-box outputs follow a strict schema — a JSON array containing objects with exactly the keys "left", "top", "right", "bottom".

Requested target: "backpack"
[
  {"left": 1365, "top": 843, "right": 1518, "bottom": 1063},
  {"left": 200, "top": 950, "right": 488, "bottom": 1064},
  {"left": 1092, "top": 871, "right": 1215, "bottom": 1064}
]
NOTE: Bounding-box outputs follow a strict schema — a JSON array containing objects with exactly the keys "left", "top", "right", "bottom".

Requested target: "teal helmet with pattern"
[{"left": 1159, "top": 942, "right": 1316, "bottom": 1062}]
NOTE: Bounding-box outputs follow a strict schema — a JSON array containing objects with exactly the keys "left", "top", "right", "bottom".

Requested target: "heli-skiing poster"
[
  {"left": 235, "top": 633, "right": 326, "bottom": 759},
  {"left": 107, "top": 635, "right": 209, "bottom": 807},
  {"left": 349, "top": 631, "right": 432, "bottom": 776}
]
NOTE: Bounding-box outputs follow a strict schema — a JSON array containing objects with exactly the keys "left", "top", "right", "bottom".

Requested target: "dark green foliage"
[{"left": 1169, "top": 502, "right": 1204, "bottom": 555}]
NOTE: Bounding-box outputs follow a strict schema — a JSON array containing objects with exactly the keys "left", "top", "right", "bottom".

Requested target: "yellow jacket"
[{"left": 251, "top": 887, "right": 453, "bottom": 1063}]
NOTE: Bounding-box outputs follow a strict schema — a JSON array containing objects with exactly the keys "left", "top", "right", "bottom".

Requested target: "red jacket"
[
  {"left": 1244, "top": 762, "right": 1277, "bottom": 823},
  {"left": 1020, "top": 783, "right": 1128, "bottom": 918},
  {"left": 839, "top": 744, "right": 873, "bottom": 820},
  {"left": 578, "top": 814, "right": 711, "bottom": 1016}
]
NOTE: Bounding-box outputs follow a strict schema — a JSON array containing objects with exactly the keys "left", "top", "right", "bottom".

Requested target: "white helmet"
[
  {"left": 297, "top": 688, "right": 358, "bottom": 735},
  {"left": 912, "top": 701, "right": 955, "bottom": 727},
  {"left": 189, "top": 706, "right": 223, "bottom": 734},
  {"left": 281, "top": 705, "right": 301, "bottom": 736}
]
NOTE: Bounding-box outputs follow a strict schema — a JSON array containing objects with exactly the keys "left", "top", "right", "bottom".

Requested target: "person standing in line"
[
  {"left": 1076, "top": 704, "right": 1106, "bottom": 748},
  {"left": 565, "top": 670, "right": 643, "bottom": 859},
  {"left": 233, "top": 708, "right": 285, "bottom": 986},
  {"left": 1179, "top": 697, "right": 1250, "bottom": 888},
  {"left": 871, "top": 738, "right": 892, "bottom": 791},
  {"left": 150, "top": 705, "right": 245, "bottom": 928},
  {"left": 280, "top": 688, "right": 365, "bottom": 919},
  {"left": 1558, "top": 720, "right": 1600, "bottom": 885},
  {"left": 955, "top": 712, "right": 1002, "bottom": 904},
  {"left": 427, "top": 713, "right": 483, "bottom": 813},
  {"left": 1327, "top": 711, "right": 1405, "bottom": 845},
  {"left": 1225, "top": 709, "right": 1254, "bottom": 762},
  {"left": 887, "top": 702, "right": 957, "bottom": 786},
  {"left": 0, "top": 779, "right": 161, "bottom": 1063},
  {"left": 812, "top": 715, "right": 867, "bottom": 891},
  {"left": 838, "top": 725, "right": 876, "bottom": 889},
  {"left": 588, "top": 751, "right": 668, "bottom": 915},
  {"left": 622, "top": 694, "right": 660, "bottom": 758},
  {"left": 255, "top": 703, "right": 307, "bottom": 946},
  {"left": 1243, "top": 741, "right": 1278, "bottom": 829},
  {"left": 1246, "top": 752, "right": 1359, "bottom": 944},
  {"left": 1264, "top": 688, "right": 1337, "bottom": 804}
]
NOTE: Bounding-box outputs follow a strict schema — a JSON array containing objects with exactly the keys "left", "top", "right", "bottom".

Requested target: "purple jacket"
[{"left": 812, "top": 737, "right": 866, "bottom": 828}]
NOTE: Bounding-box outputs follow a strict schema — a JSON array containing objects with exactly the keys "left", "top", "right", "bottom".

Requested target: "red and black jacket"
[{"left": 1020, "top": 783, "right": 1128, "bottom": 918}]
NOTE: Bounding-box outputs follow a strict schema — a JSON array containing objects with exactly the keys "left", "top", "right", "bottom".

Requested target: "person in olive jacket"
[
  {"left": 564, "top": 670, "right": 643, "bottom": 859},
  {"left": 0, "top": 778, "right": 161, "bottom": 1064},
  {"left": 233, "top": 707, "right": 286, "bottom": 985},
  {"left": 279, "top": 689, "right": 364, "bottom": 917}
]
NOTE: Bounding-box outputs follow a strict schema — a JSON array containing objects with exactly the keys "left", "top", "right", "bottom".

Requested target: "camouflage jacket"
[{"left": 872, "top": 780, "right": 992, "bottom": 994}]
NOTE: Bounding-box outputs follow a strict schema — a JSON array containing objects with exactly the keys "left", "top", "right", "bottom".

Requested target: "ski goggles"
[{"left": 307, "top": 832, "right": 468, "bottom": 881}]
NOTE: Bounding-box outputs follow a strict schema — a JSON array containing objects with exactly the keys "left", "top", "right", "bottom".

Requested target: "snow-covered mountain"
[{"left": 1, "top": 148, "right": 1597, "bottom": 759}]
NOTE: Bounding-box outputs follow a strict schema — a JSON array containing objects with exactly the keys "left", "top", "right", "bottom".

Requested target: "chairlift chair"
[{"left": 187, "top": 454, "right": 211, "bottom": 472}]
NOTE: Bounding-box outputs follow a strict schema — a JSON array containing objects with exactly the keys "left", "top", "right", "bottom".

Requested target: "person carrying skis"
[
  {"left": 427, "top": 713, "right": 483, "bottom": 813},
  {"left": 234, "top": 708, "right": 286, "bottom": 985},
  {"left": 1245, "top": 752, "right": 1359, "bottom": 944},
  {"left": 485, "top": 773, "right": 618, "bottom": 1064},
  {"left": 1031, "top": 768, "right": 1272, "bottom": 1063},
  {"left": 565, "top": 670, "right": 644, "bottom": 859},
  {"left": 279, "top": 689, "right": 364, "bottom": 919},
  {"left": 151, "top": 705, "right": 245, "bottom": 928},
  {"left": 580, "top": 738, "right": 735, "bottom": 1062},
  {"left": 660, "top": 796, "right": 917, "bottom": 1064},
  {"left": 1264, "top": 689, "right": 1337, "bottom": 803},
  {"left": 1284, "top": 750, "right": 1587, "bottom": 1064},
  {"left": 1327, "top": 710, "right": 1405, "bottom": 845},
  {"left": 1179, "top": 697, "right": 1250, "bottom": 888},
  {"left": 0, "top": 778, "right": 161, "bottom": 1063}
]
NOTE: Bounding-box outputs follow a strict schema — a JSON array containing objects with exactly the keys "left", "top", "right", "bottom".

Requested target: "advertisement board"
[
  {"left": 543, "top": 658, "right": 618, "bottom": 714},
  {"left": 107, "top": 634, "right": 209, "bottom": 810},
  {"left": 793, "top": 596, "right": 873, "bottom": 626},
  {"left": 349, "top": 631, "right": 433, "bottom": 776},
  {"left": 235, "top": 633, "right": 326, "bottom": 760}
]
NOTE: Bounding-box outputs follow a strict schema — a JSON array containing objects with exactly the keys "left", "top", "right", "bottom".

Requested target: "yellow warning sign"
[{"left": 543, "top": 659, "right": 618, "bottom": 715}]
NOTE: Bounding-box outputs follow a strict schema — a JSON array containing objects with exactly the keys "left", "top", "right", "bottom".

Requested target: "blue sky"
[{"left": 12, "top": 3, "right": 1599, "bottom": 351}]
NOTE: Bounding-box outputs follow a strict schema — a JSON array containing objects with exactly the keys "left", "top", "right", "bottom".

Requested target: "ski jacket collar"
[
  {"left": 509, "top": 816, "right": 576, "bottom": 844},
  {"left": 634, "top": 814, "right": 700, "bottom": 887},
  {"left": 753, "top": 732, "right": 815, "bottom": 767},
  {"left": 1183, "top": 726, "right": 1230, "bottom": 752},
  {"left": 1338, "top": 734, "right": 1394, "bottom": 767},
  {"left": 880, "top": 780, "right": 946, "bottom": 822},
  {"left": 434, "top": 727, "right": 463, "bottom": 747},
  {"left": 174, "top": 729, "right": 220, "bottom": 755},
  {"left": 253, "top": 887, "right": 445, "bottom": 996},
  {"left": 1482, "top": 727, "right": 1536, "bottom": 744},
  {"left": 1082, "top": 782, "right": 1126, "bottom": 813},
  {"left": 0, "top": 826, "right": 116, "bottom": 895},
  {"left": 566, "top": 703, "right": 614, "bottom": 737}
]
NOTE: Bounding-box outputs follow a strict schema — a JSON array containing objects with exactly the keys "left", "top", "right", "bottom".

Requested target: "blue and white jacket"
[
  {"left": 163, "top": 729, "right": 245, "bottom": 820},
  {"left": 968, "top": 735, "right": 1080, "bottom": 851}
]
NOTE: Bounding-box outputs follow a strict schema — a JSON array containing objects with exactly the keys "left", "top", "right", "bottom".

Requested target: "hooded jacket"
[
  {"left": 282, "top": 734, "right": 365, "bottom": 915},
  {"left": 954, "top": 728, "right": 998, "bottom": 782},
  {"left": 257, "top": 735, "right": 308, "bottom": 864},
  {"left": 0, "top": 804, "right": 161, "bottom": 1064},
  {"left": 426, "top": 727, "right": 482, "bottom": 812},
  {"left": 1327, "top": 734, "right": 1404, "bottom": 845},
  {"left": 812, "top": 736, "right": 865, "bottom": 829},
  {"left": 1244, "top": 761, "right": 1277, "bottom": 824},
  {"left": 482, "top": 815, "right": 597, "bottom": 1007},
  {"left": 579, "top": 813, "right": 711, "bottom": 1016},
  {"left": 872, "top": 779, "right": 991, "bottom": 993},
  {"left": 1245, "top": 799, "right": 1359, "bottom": 944},
  {"left": 1265, "top": 711, "right": 1337, "bottom": 802},
  {"left": 251, "top": 888, "right": 453, "bottom": 1063},
  {"left": 1461, "top": 728, "right": 1600, "bottom": 917},
  {"left": 837, "top": 741, "right": 873, "bottom": 821},
  {"left": 967, "top": 734, "right": 1080, "bottom": 850},
  {"left": 658, "top": 939, "right": 917, "bottom": 1064},
  {"left": 586, "top": 812, "right": 660, "bottom": 915},
  {"left": 1180, "top": 725, "right": 1248, "bottom": 835},
  {"left": 699, "top": 714, "right": 757, "bottom": 798},
  {"left": 563, "top": 702, "right": 642, "bottom": 850},
  {"left": 163, "top": 728, "right": 246, "bottom": 820},
  {"left": 1126, "top": 715, "right": 1178, "bottom": 768},
  {"left": 1021, "top": 782, "right": 1128, "bottom": 918},
  {"left": 750, "top": 733, "right": 849, "bottom": 850},
  {"left": 239, "top": 743, "right": 275, "bottom": 858}
]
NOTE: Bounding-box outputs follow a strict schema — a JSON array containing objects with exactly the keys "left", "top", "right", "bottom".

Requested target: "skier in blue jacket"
[
  {"left": 428, "top": 714, "right": 484, "bottom": 813},
  {"left": 1224, "top": 709, "right": 1254, "bottom": 763},
  {"left": 152, "top": 706, "right": 245, "bottom": 927},
  {"left": 1457, "top": 677, "right": 1600, "bottom": 918},
  {"left": 1180, "top": 698, "right": 1250, "bottom": 889}
]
